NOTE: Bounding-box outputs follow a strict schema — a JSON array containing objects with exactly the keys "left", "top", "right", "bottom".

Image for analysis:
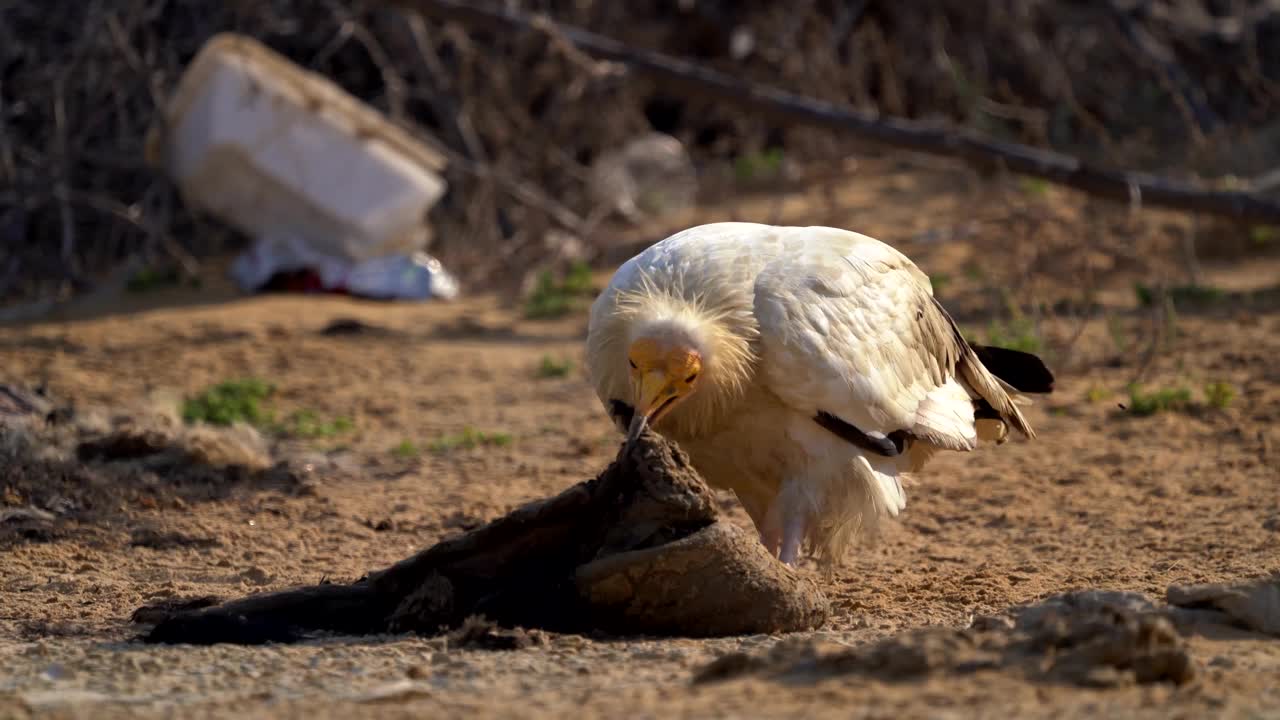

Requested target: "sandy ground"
[{"left": 1, "top": 163, "right": 1279, "bottom": 718}]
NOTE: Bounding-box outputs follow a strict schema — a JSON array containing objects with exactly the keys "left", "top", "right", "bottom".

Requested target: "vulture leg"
[
  {"left": 728, "top": 488, "right": 777, "bottom": 556},
  {"left": 760, "top": 498, "right": 784, "bottom": 559},
  {"left": 760, "top": 526, "right": 782, "bottom": 558},
  {"left": 763, "top": 488, "right": 807, "bottom": 566}
]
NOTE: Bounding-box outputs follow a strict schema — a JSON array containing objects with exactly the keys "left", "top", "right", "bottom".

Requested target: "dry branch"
[
  {"left": 1130, "top": 0, "right": 1280, "bottom": 42},
  {"left": 1107, "top": 0, "right": 1220, "bottom": 137},
  {"left": 387, "top": 0, "right": 1280, "bottom": 225},
  {"left": 5, "top": 0, "right": 1280, "bottom": 305}
]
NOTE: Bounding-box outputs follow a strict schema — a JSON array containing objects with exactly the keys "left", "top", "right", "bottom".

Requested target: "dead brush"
[{"left": 5, "top": 0, "right": 1280, "bottom": 310}]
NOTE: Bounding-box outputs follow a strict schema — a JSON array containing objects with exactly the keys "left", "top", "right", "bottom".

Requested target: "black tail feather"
[{"left": 968, "top": 343, "right": 1055, "bottom": 394}]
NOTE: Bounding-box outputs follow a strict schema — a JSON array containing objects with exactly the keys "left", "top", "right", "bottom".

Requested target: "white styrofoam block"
[{"left": 147, "top": 34, "right": 448, "bottom": 263}]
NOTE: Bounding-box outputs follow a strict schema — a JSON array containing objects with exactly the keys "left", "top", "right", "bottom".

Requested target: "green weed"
[
  {"left": 733, "top": 148, "right": 785, "bottom": 182},
  {"left": 1124, "top": 384, "right": 1193, "bottom": 416},
  {"left": 181, "top": 378, "right": 274, "bottom": 426},
  {"left": 1084, "top": 386, "right": 1112, "bottom": 404},
  {"left": 1203, "top": 381, "right": 1236, "bottom": 410},
  {"left": 391, "top": 440, "right": 420, "bottom": 459},
  {"left": 1018, "top": 177, "right": 1051, "bottom": 197},
  {"left": 983, "top": 316, "right": 1042, "bottom": 354},
  {"left": 536, "top": 355, "right": 574, "bottom": 378},
  {"left": 429, "top": 427, "right": 514, "bottom": 454},
  {"left": 183, "top": 378, "right": 355, "bottom": 440},
  {"left": 1122, "top": 381, "right": 1237, "bottom": 416},
  {"left": 524, "top": 262, "right": 596, "bottom": 319},
  {"left": 278, "top": 410, "right": 353, "bottom": 439}
]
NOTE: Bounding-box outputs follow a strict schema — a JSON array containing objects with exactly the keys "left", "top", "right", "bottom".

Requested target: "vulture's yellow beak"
[
  {"left": 628, "top": 370, "right": 678, "bottom": 441},
  {"left": 625, "top": 340, "right": 702, "bottom": 442}
]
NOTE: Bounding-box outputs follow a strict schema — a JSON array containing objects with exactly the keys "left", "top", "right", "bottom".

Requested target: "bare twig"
[
  {"left": 1249, "top": 166, "right": 1280, "bottom": 192},
  {"left": 400, "top": 14, "right": 489, "bottom": 163},
  {"left": 321, "top": 2, "right": 410, "bottom": 121},
  {"left": 0, "top": 75, "right": 16, "bottom": 186},
  {"left": 1131, "top": 0, "right": 1280, "bottom": 43},
  {"left": 1107, "top": 0, "right": 1220, "bottom": 138},
  {"left": 1130, "top": 283, "right": 1174, "bottom": 386},
  {"left": 528, "top": 14, "right": 626, "bottom": 82},
  {"left": 828, "top": 0, "right": 868, "bottom": 53},
  {"left": 1180, "top": 216, "right": 1202, "bottom": 285},
  {"left": 65, "top": 188, "right": 199, "bottom": 276},
  {"left": 51, "top": 73, "right": 76, "bottom": 276}
]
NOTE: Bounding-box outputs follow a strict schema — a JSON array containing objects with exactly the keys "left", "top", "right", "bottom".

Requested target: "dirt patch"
[
  {"left": 442, "top": 616, "right": 551, "bottom": 651},
  {"left": 128, "top": 527, "right": 222, "bottom": 550},
  {"left": 317, "top": 318, "right": 399, "bottom": 338}
]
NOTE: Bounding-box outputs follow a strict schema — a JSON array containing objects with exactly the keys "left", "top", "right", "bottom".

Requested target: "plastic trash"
[
  {"left": 229, "top": 234, "right": 350, "bottom": 292},
  {"left": 228, "top": 234, "right": 458, "bottom": 301},
  {"left": 344, "top": 253, "right": 459, "bottom": 301}
]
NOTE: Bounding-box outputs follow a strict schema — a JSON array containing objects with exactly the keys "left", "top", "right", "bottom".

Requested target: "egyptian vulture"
[{"left": 586, "top": 222, "right": 1053, "bottom": 567}]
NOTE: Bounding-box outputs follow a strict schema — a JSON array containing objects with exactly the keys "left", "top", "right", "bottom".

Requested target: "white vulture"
[{"left": 585, "top": 222, "right": 1054, "bottom": 568}]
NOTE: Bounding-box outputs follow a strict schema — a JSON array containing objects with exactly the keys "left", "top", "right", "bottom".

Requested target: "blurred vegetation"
[
  {"left": 1122, "top": 381, "right": 1237, "bottom": 416},
  {"left": 391, "top": 440, "right": 420, "bottom": 459},
  {"left": 4, "top": 0, "right": 1280, "bottom": 308},
  {"left": 182, "top": 379, "right": 275, "bottom": 427},
  {"left": 982, "top": 316, "right": 1043, "bottom": 354},
  {"left": 429, "top": 427, "right": 514, "bottom": 454},
  {"left": 1125, "top": 384, "right": 1194, "bottom": 416},
  {"left": 524, "top": 261, "right": 595, "bottom": 319},
  {"left": 182, "top": 378, "right": 354, "bottom": 439},
  {"left": 536, "top": 355, "right": 575, "bottom": 378}
]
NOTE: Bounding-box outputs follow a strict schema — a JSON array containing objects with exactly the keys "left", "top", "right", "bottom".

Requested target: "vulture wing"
[{"left": 751, "top": 227, "right": 1032, "bottom": 461}]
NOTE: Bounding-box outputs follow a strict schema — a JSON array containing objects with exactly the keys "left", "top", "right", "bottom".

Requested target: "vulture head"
[
  {"left": 612, "top": 285, "right": 758, "bottom": 442},
  {"left": 625, "top": 330, "right": 704, "bottom": 440}
]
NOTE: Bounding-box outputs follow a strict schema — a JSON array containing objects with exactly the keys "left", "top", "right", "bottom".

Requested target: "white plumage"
[{"left": 585, "top": 222, "right": 1052, "bottom": 568}]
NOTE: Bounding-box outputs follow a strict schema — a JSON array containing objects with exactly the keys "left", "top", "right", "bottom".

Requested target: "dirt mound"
[
  {"left": 135, "top": 430, "right": 830, "bottom": 644},
  {"left": 1168, "top": 575, "right": 1280, "bottom": 636},
  {"left": 696, "top": 590, "right": 1196, "bottom": 688},
  {"left": 0, "top": 385, "right": 312, "bottom": 548}
]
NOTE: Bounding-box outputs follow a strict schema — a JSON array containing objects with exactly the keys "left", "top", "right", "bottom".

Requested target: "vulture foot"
[{"left": 762, "top": 488, "right": 808, "bottom": 566}]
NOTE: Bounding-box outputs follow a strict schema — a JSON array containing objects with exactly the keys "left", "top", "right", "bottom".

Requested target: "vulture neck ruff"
[{"left": 612, "top": 285, "right": 758, "bottom": 440}]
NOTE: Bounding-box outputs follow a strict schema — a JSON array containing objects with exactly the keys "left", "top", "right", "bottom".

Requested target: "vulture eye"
[{"left": 685, "top": 372, "right": 699, "bottom": 383}]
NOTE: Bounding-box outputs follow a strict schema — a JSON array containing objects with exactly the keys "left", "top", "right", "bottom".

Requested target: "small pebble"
[{"left": 241, "top": 567, "right": 274, "bottom": 586}]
